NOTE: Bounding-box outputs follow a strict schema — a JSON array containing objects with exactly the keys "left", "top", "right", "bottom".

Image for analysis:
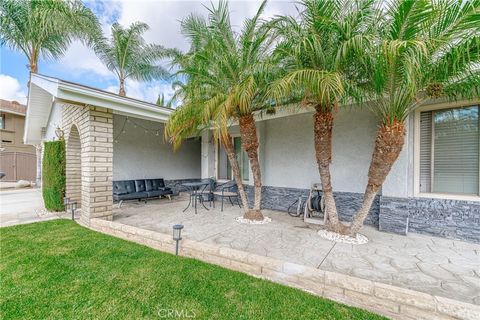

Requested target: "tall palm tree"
[
  {"left": 166, "top": 0, "right": 278, "bottom": 220},
  {"left": 0, "top": 0, "right": 100, "bottom": 187},
  {"left": 269, "top": 0, "right": 378, "bottom": 233},
  {"left": 94, "top": 22, "right": 169, "bottom": 97},
  {"left": 165, "top": 100, "right": 251, "bottom": 213},
  {"left": 349, "top": 0, "right": 480, "bottom": 235}
]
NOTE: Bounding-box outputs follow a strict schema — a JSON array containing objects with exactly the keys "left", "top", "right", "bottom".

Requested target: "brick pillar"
[
  {"left": 63, "top": 104, "right": 113, "bottom": 224},
  {"left": 81, "top": 106, "right": 113, "bottom": 222}
]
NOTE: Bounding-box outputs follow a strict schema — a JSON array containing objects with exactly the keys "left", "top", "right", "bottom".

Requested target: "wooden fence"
[{"left": 0, "top": 152, "right": 36, "bottom": 181}]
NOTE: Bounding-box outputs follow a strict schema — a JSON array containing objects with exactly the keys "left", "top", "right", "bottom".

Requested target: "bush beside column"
[{"left": 42, "top": 140, "right": 66, "bottom": 211}]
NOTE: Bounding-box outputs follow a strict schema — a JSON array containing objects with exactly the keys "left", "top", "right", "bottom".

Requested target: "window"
[
  {"left": 0, "top": 114, "right": 5, "bottom": 129},
  {"left": 419, "top": 105, "right": 479, "bottom": 195},
  {"left": 217, "top": 136, "right": 249, "bottom": 181}
]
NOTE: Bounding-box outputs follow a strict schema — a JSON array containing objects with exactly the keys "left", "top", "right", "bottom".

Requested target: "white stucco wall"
[
  {"left": 113, "top": 115, "right": 201, "bottom": 181},
  {"left": 381, "top": 115, "right": 412, "bottom": 197},
  {"left": 260, "top": 107, "right": 379, "bottom": 193}
]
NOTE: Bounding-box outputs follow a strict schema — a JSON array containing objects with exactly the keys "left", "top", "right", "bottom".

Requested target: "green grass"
[{"left": 0, "top": 220, "right": 385, "bottom": 319}]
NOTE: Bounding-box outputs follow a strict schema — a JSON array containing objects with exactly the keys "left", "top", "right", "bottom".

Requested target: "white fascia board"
[{"left": 56, "top": 83, "right": 171, "bottom": 123}]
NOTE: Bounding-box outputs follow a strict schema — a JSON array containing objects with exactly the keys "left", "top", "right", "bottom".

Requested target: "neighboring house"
[
  {"left": 0, "top": 99, "right": 36, "bottom": 181},
  {"left": 24, "top": 73, "right": 479, "bottom": 243}
]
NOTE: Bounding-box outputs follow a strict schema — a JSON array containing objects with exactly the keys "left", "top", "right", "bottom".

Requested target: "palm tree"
[
  {"left": 349, "top": 0, "right": 480, "bottom": 235},
  {"left": 94, "top": 22, "right": 169, "bottom": 97},
  {"left": 156, "top": 93, "right": 173, "bottom": 108},
  {"left": 269, "top": 0, "right": 378, "bottom": 233},
  {"left": 166, "top": 0, "right": 278, "bottom": 220},
  {"left": 0, "top": 0, "right": 100, "bottom": 187},
  {"left": 165, "top": 100, "right": 250, "bottom": 213}
]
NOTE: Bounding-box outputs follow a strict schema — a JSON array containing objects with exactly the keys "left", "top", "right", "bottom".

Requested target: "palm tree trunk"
[
  {"left": 239, "top": 113, "right": 264, "bottom": 221},
  {"left": 119, "top": 78, "right": 126, "bottom": 96},
  {"left": 349, "top": 120, "right": 405, "bottom": 235},
  {"left": 313, "top": 106, "right": 349, "bottom": 234},
  {"left": 221, "top": 134, "right": 250, "bottom": 211}
]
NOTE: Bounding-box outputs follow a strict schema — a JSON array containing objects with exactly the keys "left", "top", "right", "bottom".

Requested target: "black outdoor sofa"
[{"left": 113, "top": 178, "right": 173, "bottom": 206}]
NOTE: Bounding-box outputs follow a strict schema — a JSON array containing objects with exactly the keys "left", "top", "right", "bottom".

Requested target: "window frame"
[
  {"left": 0, "top": 113, "right": 5, "bottom": 130},
  {"left": 215, "top": 134, "right": 250, "bottom": 183},
  {"left": 414, "top": 99, "right": 480, "bottom": 201}
]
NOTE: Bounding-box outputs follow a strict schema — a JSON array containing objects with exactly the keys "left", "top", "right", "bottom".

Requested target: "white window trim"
[
  {"left": 413, "top": 99, "right": 480, "bottom": 202},
  {"left": 214, "top": 134, "right": 250, "bottom": 184}
]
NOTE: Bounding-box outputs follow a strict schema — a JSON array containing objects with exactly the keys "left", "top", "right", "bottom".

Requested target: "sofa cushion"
[
  {"left": 145, "top": 179, "right": 166, "bottom": 191},
  {"left": 124, "top": 180, "right": 136, "bottom": 194},
  {"left": 135, "top": 179, "right": 146, "bottom": 192},
  {"left": 113, "top": 181, "right": 128, "bottom": 195},
  {"left": 114, "top": 192, "right": 148, "bottom": 201}
]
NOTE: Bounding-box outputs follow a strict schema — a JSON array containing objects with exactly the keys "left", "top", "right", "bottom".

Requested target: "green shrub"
[{"left": 42, "top": 140, "right": 66, "bottom": 211}]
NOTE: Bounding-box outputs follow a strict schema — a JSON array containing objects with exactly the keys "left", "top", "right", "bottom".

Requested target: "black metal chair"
[
  {"left": 196, "top": 178, "right": 216, "bottom": 207},
  {"left": 212, "top": 180, "right": 241, "bottom": 211}
]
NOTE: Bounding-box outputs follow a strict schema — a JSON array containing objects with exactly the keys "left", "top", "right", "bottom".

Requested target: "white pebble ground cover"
[{"left": 317, "top": 229, "right": 369, "bottom": 244}]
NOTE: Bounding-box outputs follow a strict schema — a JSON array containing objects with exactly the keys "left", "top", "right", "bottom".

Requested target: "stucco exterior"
[{"left": 112, "top": 115, "right": 201, "bottom": 181}]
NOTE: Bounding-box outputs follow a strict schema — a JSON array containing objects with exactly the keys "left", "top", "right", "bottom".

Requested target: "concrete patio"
[{"left": 113, "top": 194, "right": 480, "bottom": 307}]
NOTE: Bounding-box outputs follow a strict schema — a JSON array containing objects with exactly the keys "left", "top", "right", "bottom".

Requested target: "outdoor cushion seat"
[
  {"left": 114, "top": 191, "right": 148, "bottom": 201},
  {"left": 113, "top": 180, "right": 136, "bottom": 195},
  {"left": 135, "top": 179, "right": 147, "bottom": 192},
  {"left": 113, "top": 178, "right": 174, "bottom": 205},
  {"left": 146, "top": 178, "right": 167, "bottom": 191}
]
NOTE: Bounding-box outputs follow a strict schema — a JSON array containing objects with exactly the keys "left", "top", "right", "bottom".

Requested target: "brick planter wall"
[{"left": 63, "top": 104, "right": 113, "bottom": 224}]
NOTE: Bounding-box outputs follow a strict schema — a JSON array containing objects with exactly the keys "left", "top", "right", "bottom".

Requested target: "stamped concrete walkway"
[{"left": 114, "top": 195, "right": 480, "bottom": 306}]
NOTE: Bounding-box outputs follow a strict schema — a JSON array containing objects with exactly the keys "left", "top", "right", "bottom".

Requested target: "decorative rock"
[
  {"left": 235, "top": 216, "right": 272, "bottom": 224},
  {"left": 318, "top": 229, "right": 369, "bottom": 245}
]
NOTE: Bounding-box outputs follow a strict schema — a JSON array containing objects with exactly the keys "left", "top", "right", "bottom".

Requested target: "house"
[
  {"left": 0, "top": 99, "right": 36, "bottom": 181},
  {"left": 24, "top": 73, "right": 479, "bottom": 242}
]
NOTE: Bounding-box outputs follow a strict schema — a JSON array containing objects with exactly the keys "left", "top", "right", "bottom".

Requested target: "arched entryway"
[{"left": 65, "top": 124, "right": 82, "bottom": 213}]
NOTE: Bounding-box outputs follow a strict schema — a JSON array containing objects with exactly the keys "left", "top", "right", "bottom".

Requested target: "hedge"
[{"left": 42, "top": 140, "right": 66, "bottom": 211}]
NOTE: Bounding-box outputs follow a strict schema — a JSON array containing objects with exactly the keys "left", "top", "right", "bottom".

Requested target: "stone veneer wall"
[
  {"left": 245, "top": 185, "right": 379, "bottom": 227},
  {"left": 245, "top": 185, "right": 478, "bottom": 242},
  {"left": 89, "top": 218, "right": 480, "bottom": 320},
  {"left": 63, "top": 104, "right": 113, "bottom": 224},
  {"left": 380, "top": 196, "right": 480, "bottom": 243}
]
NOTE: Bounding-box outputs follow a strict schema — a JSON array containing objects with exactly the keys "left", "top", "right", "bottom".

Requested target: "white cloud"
[
  {"left": 52, "top": 0, "right": 297, "bottom": 102},
  {"left": 105, "top": 78, "right": 175, "bottom": 105},
  {"left": 0, "top": 74, "right": 27, "bottom": 104},
  {"left": 56, "top": 41, "right": 113, "bottom": 78}
]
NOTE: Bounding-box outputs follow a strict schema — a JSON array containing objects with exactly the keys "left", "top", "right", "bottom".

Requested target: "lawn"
[{"left": 0, "top": 220, "right": 385, "bottom": 319}]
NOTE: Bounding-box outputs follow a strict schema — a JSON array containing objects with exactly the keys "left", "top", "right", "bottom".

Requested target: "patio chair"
[
  {"left": 195, "top": 178, "right": 216, "bottom": 207},
  {"left": 212, "top": 180, "right": 241, "bottom": 211}
]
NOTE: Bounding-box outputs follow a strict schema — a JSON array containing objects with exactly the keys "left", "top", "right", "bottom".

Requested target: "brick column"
[
  {"left": 82, "top": 106, "right": 113, "bottom": 222},
  {"left": 63, "top": 104, "right": 113, "bottom": 224}
]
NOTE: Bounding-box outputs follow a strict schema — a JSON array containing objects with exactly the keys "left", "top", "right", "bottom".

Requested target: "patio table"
[{"left": 182, "top": 181, "right": 210, "bottom": 214}]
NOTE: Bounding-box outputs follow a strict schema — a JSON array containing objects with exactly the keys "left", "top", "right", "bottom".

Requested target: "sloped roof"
[
  {"left": 0, "top": 99, "right": 27, "bottom": 116},
  {"left": 24, "top": 73, "right": 173, "bottom": 145}
]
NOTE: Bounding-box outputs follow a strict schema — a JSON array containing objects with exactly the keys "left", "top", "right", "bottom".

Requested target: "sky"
[{"left": 0, "top": 0, "right": 298, "bottom": 105}]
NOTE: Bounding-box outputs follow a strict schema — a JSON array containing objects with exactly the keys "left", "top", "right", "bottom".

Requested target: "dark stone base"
[
  {"left": 247, "top": 185, "right": 479, "bottom": 243},
  {"left": 245, "top": 185, "right": 379, "bottom": 227},
  {"left": 379, "top": 197, "right": 410, "bottom": 235},
  {"left": 408, "top": 197, "right": 480, "bottom": 243},
  {"left": 379, "top": 196, "right": 479, "bottom": 243}
]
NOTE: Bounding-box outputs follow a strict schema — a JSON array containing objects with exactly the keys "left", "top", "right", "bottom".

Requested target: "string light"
[{"left": 113, "top": 116, "right": 164, "bottom": 143}]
